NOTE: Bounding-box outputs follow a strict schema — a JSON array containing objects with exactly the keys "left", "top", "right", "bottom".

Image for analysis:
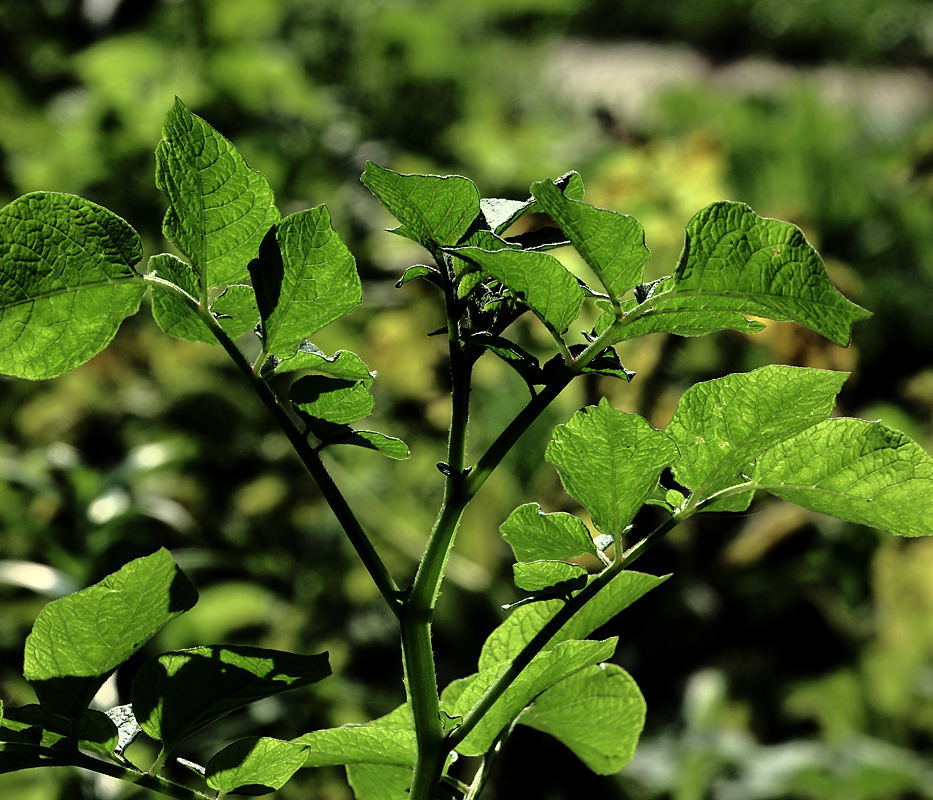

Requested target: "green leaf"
[
  {"left": 481, "top": 171, "right": 585, "bottom": 235},
  {"left": 132, "top": 645, "right": 330, "bottom": 755},
  {"left": 545, "top": 398, "right": 679, "bottom": 535},
  {"left": 449, "top": 637, "right": 618, "bottom": 756},
  {"left": 395, "top": 264, "right": 441, "bottom": 288},
  {"left": 600, "top": 201, "right": 870, "bottom": 346},
  {"left": 23, "top": 548, "right": 197, "bottom": 723},
  {"left": 212, "top": 284, "right": 260, "bottom": 339},
  {"left": 294, "top": 726, "right": 417, "bottom": 767},
  {"left": 206, "top": 737, "right": 309, "bottom": 796},
  {"left": 0, "top": 704, "right": 117, "bottom": 755},
  {"left": 666, "top": 366, "right": 848, "bottom": 512},
  {"left": 501, "top": 503, "right": 598, "bottom": 562},
  {"left": 274, "top": 342, "right": 375, "bottom": 381},
  {"left": 446, "top": 246, "right": 584, "bottom": 333},
  {"left": 0, "top": 192, "right": 145, "bottom": 379},
  {"left": 530, "top": 180, "right": 649, "bottom": 302},
  {"left": 361, "top": 162, "right": 480, "bottom": 250},
  {"left": 291, "top": 376, "right": 374, "bottom": 426},
  {"left": 753, "top": 419, "right": 933, "bottom": 537},
  {"left": 156, "top": 97, "right": 278, "bottom": 288},
  {"left": 518, "top": 663, "right": 646, "bottom": 774},
  {"left": 249, "top": 205, "right": 361, "bottom": 358},
  {"left": 148, "top": 253, "right": 214, "bottom": 343},
  {"left": 345, "top": 763, "right": 413, "bottom": 800},
  {"left": 513, "top": 561, "right": 587, "bottom": 593},
  {"left": 480, "top": 570, "right": 667, "bottom": 671}
]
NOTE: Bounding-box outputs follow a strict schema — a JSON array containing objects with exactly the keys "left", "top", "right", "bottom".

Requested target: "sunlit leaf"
[
  {"left": 599, "top": 201, "right": 870, "bottom": 346},
  {"left": 274, "top": 342, "right": 375, "bottom": 381},
  {"left": 249, "top": 205, "right": 360, "bottom": 358},
  {"left": 0, "top": 192, "right": 145, "bottom": 379},
  {"left": 754, "top": 419, "right": 933, "bottom": 537},
  {"left": 23, "top": 549, "right": 197, "bottom": 723},
  {"left": 667, "top": 366, "right": 848, "bottom": 511},
  {"left": 518, "top": 663, "right": 645, "bottom": 774},
  {"left": 546, "top": 398, "right": 679, "bottom": 535},
  {"left": 295, "top": 726, "right": 417, "bottom": 767},
  {"left": 501, "top": 503, "right": 598, "bottom": 562},
  {"left": 361, "top": 163, "right": 480, "bottom": 250},
  {"left": 290, "top": 376, "right": 373, "bottom": 426},
  {"left": 531, "top": 179, "right": 649, "bottom": 302},
  {"left": 449, "top": 637, "right": 617, "bottom": 756},
  {"left": 156, "top": 97, "right": 278, "bottom": 288},
  {"left": 446, "top": 246, "right": 584, "bottom": 333},
  {"left": 479, "top": 570, "right": 667, "bottom": 670},
  {"left": 206, "top": 737, "right": 308, "bottom": 796},
  {"left": 512, "top": 561, "right": 587, "bottom": 593}
]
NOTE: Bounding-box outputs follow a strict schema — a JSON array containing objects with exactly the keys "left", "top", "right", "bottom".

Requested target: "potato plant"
[{"left": 1, "top": 99, "right": 931, "bottom": 800}]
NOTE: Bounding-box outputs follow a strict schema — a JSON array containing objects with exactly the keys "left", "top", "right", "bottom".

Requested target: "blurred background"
[{"left": 3, "top": 0, "right": 933, "bottom": 798}]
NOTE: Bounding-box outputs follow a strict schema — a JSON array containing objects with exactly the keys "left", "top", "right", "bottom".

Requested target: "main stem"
[{"left": 403, "top": 279, "right": 473, "bottom": 799}]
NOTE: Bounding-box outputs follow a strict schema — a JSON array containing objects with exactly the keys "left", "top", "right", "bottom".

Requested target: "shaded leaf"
[
  {"left": 754, "top": 419, "right": 933, "bottom": 537},
  {"left": 0, "top": 704, "right": 117, "bottom": 756},
  {"left": 667, "top": 366, "right": 848, "bottom": 512},
  {"left": 0, "top": 192, "right": 145, "bottom": 379},
  {"left": 132, "top": 645, "right": 330, "bottom": 755},
  {"left": 546, "top": 398, "right": 679, "bottom": 535},
  {"left": 156, "top": 97, "right": 278, "bottom": 288},
  {"left": 395, "top": 265, "right": 441, "bottom": 288},
  {"left": 206, "top": 737, "right": 308, "bottom": 796},
  {"left": 23, "top": 549, "right": 197, "bottom": 723},
  {"left": 345, "top": 763, "right": 413, "bottom": 800},
  {"left": 518, "top": 663, "right": 645, "bottom": 774},
  {"left": 249, "top": 205, "right": 360, "bottom": 358},
  {"left": 501, "top": 503, "right": 598, "bottom": 562}
]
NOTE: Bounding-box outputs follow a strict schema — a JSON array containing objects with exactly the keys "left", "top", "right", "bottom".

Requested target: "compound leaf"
[
  {"left": 132, "top": 645, "right": 330, "bottom": 755},
  {"left": 754, "top": 419, "right": 933, "bottom": 537},
  {"left": 518, "top": 663, "right": 646, "bottom": 774},
  {"left": 667, "top": 366, "right": 848, "bottom": 511},
  {"left": 545, "top": 398, "right": 679, "bottom": 535},
  {"left": 148, "top": 253, "right": 214, "bottom": 343},
  {"left": 23, "top": 549, "right": 197, "bottom": 723},
  {"left": 530, "top": 179, "right": 649, "bottom": 303},
  {"left": 361, "top": 163, "right": 480, "bottom": 250},
  {"left": 156, "top": 97, "right": 278, "bottom": 288},
  {"left": 481, "top": 171, "right": 585, "bottom": 235},
  {"left": 501, "top": 504, "right": 598, "bottom": 562},
  {"left": 249, "top": 205, "right": 360, "bottom": 359},
  {"left": 206, "top": 737, "right": 309, "bottom": 796},
  {"left": 0, "top": 192, "right": 145, "bottom": 379}
]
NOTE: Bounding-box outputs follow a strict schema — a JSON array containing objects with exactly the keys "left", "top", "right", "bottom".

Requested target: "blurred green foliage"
[{"left": 2, "top": 0, "right": 933, "bottom": 798}]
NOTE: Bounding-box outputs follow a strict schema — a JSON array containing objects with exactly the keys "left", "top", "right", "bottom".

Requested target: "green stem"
[
  {"left": 404, "top": 281, "right": 474, "bottom": 800},
  {"left": 143, "top": 276, "right": 401, "bottom": 615},
  {"left": 0, "top": 744, "right": 212, "bottom": 800},
  {"left": 448, "top": 511, "right": 683, "bottom": 752}
]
